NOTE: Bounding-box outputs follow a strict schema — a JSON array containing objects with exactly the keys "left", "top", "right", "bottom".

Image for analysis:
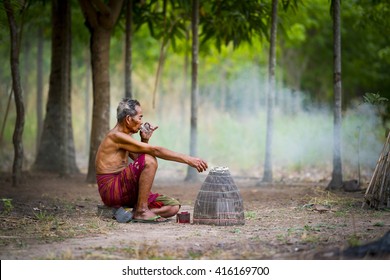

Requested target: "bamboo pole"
[
  {"left": 363, "top": 132, "right": 390, "bottom": 209},
  {"left": 0, "top": 89, "right": 13, "bottom": 144}
]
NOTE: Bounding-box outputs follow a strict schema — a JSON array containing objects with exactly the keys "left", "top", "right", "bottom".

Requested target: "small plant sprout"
[{"left": 1, "top": 198, "right": 13, "bottom": 214}]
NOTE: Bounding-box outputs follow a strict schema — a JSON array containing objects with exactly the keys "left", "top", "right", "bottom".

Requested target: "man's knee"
[
  {"left": 167, "top": 205, "right": 180, "bottom": 217},
  {"left": 144, "top": 154, "right": 158, "bottom": 170}
]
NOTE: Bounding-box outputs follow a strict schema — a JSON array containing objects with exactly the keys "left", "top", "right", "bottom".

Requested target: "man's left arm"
[{"left": 128, "top": 138, "right": 148, "bottom": 160}]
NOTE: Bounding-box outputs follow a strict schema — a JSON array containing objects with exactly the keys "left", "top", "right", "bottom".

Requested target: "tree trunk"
[
  {"left": 181, "top": 27, "right": 190, "bottom": 127},
  {"left": 328, "top": 0, "right": 343, "bottom": 189},
  {"left": 36, "top": 26, "right": 44, "bottom": 154},
  {"left": 87, "top": 27, "right": 112, "bottom": 182},
  {"left": 78, "top": 0, "right": 124, "bottom": 183},
  {"left": 22, "top": 39, "right": 31, "bottom": 108},
  {"left": 124, "top": 0, "right": 133, "bottom": 98},
  {"left": 262, "top": 0, "right": 278, "bottom": 183},
  {"left": 33, "top": 0, "right": 79, "bottom": 175},
  {"left": 0, "top": 89, "right": 13, "bottom": 145},
  {"left": 220, "top": 69, "right": 227, "bottom": 111},
  {"left": 85, "top": 52, "right": 91, "bottom": 157},
  {"left": 4, "top": 0, "right": 25, "bottom": 186},
  {"left": 185, "top": 0, "right": 199, "bottom": 182}
]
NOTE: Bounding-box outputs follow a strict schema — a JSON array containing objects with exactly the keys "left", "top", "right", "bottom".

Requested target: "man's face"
[{"left": 126, "top": 105, "right": 143, "bottom": 133}]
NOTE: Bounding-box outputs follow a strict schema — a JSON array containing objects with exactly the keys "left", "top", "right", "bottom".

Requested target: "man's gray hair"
[{"left": 117, "top": 98, "right": 140, "bottom": 122}]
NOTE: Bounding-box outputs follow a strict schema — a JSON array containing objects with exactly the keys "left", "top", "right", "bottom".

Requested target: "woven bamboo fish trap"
[
  {"left": 363, "top": 132, "right": 390, "bottom": 209},
  {"left": 193, "top": 167, "right": 245, "bottom": 226}
]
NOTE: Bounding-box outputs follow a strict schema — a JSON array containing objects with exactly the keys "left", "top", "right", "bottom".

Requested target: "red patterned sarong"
[{"left": 96, "top": 154, "right": 179, "bottom": 209}]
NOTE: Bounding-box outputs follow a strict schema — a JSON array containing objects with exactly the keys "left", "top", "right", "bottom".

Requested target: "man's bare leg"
[
  {"left": 151, "top": 205, "right": 180, "bottom": 218},
  {"left": 133, "top": 155, "right": 165, "bottom": 221}
]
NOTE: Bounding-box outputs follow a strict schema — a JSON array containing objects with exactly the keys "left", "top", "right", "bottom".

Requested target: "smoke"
[{"left": 134, "top": 64, "right": 385, "bottom": 182}]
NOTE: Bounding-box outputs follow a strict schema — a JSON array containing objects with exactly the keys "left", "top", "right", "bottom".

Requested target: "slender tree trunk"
[
  {"left": 36, "top": 26, "right": 44, "bottom": 154},
  {"left": 262, "top": 0, "right": 278, "bottom": 183},
  {"left": 185, "top": 0, "right": 199, "bottom": 182},
  {"left": 85, "top": 52, "right": 91, "bottom": 156},
  {"left": 220, "top": 69, "right": 227, "bottom": 111},
  {"left": 4, "top": 0, "right": 25, "bottom": 186},
  {"left": 87, "top": 27, "right": 111, "bottom": 182},
  {"left": 78, "top": 0, "right": 124, "bottom": 183},
  {"left": 124, "top": 0, "right": 132, "bottom": 98},
  {"left": 22, "top": 39, "right": 31, "bottom": 108},
  {"left": 181, "top": 28, "right": 190, "bottom": 127},
  {"left": 328, "top": 0, "right": 343, "bottom": 189},
  {"left": 33, "top": 0, "right": 79, "bottom": 175},
  {"left": 0, "top": 89, "right": 13, "bottom": 145}
]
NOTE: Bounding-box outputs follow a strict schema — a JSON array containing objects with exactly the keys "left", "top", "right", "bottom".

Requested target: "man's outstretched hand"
[{"left": 189, "top": 157, "right": 208, "bottom": 173}]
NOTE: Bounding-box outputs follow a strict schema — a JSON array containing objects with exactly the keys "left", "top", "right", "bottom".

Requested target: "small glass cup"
[{"left": 140, "top": 122, "right": 151, "bottom": 133}]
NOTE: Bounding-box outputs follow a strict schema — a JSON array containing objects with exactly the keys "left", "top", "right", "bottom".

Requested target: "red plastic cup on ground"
[{"left": 176, "top": 211, "right": 190, "bottom": 223}]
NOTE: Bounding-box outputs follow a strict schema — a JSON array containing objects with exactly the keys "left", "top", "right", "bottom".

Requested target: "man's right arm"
[
  {"left": 113, "top": 131, "right": 208, "bottom": 173},
  {"left": 151, "top": 146, "right": 208, "bottom": 173}
]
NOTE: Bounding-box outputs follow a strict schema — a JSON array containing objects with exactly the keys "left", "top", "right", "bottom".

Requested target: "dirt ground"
[{"left": 0, "top": 171, "right": 389, "bottom": 260}]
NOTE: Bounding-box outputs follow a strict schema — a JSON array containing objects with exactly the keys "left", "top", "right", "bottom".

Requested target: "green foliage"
[
  {"left": 129, "top": 0, "right": 190, "bottom": 52},
  {"left": 357, "top": 0, "right": 390, "bottom": 30},
  {"left": 279, "top": 0, "right": 333, "bottom": 101},
  {"left": 277, "top": 0, "right": 390, "bottom": 114},
  {"left": 363, "top": 92, "right": 389, "bottom": 105},
  {"left": 280, "top": 0, "right": 301, "bottom": 11},
  {"left": 285, "top": 23, "right": 306, "bottom": 45},
  {"left": 200, "top": 0, "right": 270, "bottom": 51},
  {"left": 1, "top": 198, "right": 13, "bottom": 214}
]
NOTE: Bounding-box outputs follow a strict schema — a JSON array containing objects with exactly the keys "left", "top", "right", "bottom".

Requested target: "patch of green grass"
[
  {"left": 250, "top": 235, "right": 262, "bottom": 242},
  {"left": 301, "top": 234, "right": 320, "bottom": 244},
  {"left": 372, "top": 211, "right": 385, "bottom": 218},
  {"left": 87, "top": 218, "right": 113, "bottom": 230},
  {"left": 303, "top": 224, "right": 321, "bottom": 232},
  {"left": 62, "top": 202, "right": 77, "bottom": 212},
  {"left": 334, "top": 210, "right": 348, "bottom": 217},
  {"left": 290, "top": 161, "right": 304, "bottom": 173},
  {"left": 276, "top": 234, "right": 285, "bottom": 242},
  {"left": 101, "top": 245, "right": 137, "bottom": 258},
  {"left": 33, "top": 210, "right": 55, "bottom": 221},
  {"left": 347, "top": 234, "right": 361, "bottom": 247},
  {"left": 188, "top": 250, "right": 203, "bottom": 259},
  {"left": 16, "top": 239, "right": 27, "bottom": 248},
  {"left": 287, "top": 227, "right": 304, "bottom": 235},
  {"left": 314, "top": 223, "right": 337, "bottom": 229},
  {"left": 303, "top": 189, "right": 364, "bottom": 212},
  {"left": 373, "top": 221, "right": 384, "bottom": 227},
  {"left": 245, "top": 211, "right": 257, "bottom": 220}
]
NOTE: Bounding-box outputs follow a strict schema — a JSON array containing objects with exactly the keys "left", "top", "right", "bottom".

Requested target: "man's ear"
[{"left": 125, "top": 115, "right": 132, "bottom": 124}]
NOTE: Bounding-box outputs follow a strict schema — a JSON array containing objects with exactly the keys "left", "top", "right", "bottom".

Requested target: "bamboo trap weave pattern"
[
  {"left": 363, "top": 132, "right": 390, "bottom": 209},
  {"left": 193, "top": 167, "right": 245, "bottom": 226}
]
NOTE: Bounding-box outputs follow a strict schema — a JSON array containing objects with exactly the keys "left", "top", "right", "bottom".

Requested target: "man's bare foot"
[{"left": 133, "top": 209, "right": 166, "bottom": 222}]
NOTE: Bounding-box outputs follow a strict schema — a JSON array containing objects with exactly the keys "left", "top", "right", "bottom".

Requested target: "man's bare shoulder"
[
  {"left": 102, "top": 128, "right": 150, "bottom": 155},
  {"left": 108, "top": 130, "right": 137, "bottom": 144},
  {"left": 98, "top": 130, "right": 131, "bottom": 152}
]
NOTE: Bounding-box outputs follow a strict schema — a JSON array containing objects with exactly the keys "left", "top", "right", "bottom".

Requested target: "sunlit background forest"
[{"left": 1, "top": 0, "right": 389, "bottom": 181}]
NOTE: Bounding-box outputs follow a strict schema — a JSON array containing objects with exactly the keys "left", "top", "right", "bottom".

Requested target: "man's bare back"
[{"left": 95, "top": 128, "right": 132, "bottom": 174}]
